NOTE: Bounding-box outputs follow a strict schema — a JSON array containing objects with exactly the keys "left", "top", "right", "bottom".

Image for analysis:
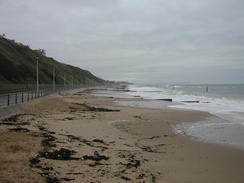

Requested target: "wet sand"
[{"left": 0, "top": 90, "right": 244, "bottom": 183}]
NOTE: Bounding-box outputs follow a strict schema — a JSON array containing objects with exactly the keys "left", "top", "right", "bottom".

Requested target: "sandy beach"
[{"left": 0, "top": 89, "right": 244, "bottom": 183}]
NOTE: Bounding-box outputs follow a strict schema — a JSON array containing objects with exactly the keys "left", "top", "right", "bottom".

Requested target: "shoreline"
[
  {"left": 112, "top": 91, "right": 244, "bottom": 151},
  {"left": 0, "top": 89, "right": 244, "bottom": 182}
]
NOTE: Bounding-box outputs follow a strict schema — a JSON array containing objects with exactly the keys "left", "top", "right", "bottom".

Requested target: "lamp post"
[
  {"left": 36, "top": 56, "right": 39, "bottom": 96},
  {"left": 53, "top": 67, "right": 55, "bottom": 90},
  {"left": 63, "top": 74, "right": 65, "bottom": 89},
  {"left": 72, "top": 75, "right": 74, "bottom": 88}
]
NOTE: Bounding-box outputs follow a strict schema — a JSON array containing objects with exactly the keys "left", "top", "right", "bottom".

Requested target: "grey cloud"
[{"left": 0, "top": 0, "right": 244, "bottom": 84}]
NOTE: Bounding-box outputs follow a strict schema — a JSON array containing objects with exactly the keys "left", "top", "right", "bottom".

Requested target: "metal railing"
[{"left": 0, "top": 85, "right": 82, "bottom": 108}]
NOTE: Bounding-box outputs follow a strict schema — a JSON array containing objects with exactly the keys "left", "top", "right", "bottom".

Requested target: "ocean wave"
[
  {"left": 126, "top": 84, "right": 244, "bottom": 149},
  {"left": 127, "top": 85, "right": 244, "bottom": 114}
]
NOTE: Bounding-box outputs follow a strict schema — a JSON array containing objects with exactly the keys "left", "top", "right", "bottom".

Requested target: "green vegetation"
[{"left": 0, "top": 35, "right": 107, "bottom": 87}]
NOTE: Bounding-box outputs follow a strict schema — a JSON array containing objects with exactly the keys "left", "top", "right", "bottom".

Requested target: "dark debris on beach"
[{"left": 70, "top": 103, "right": 120, "bottom": 112}]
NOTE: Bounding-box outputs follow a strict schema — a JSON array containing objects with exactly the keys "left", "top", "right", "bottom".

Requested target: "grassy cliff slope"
[{"left": 0, "top": 36, "right": 106, "bottom": 87}]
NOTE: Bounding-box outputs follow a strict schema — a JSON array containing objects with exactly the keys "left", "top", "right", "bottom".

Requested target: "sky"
[{"left": 0, "top": 0, "right": 244, "bottom": 84}]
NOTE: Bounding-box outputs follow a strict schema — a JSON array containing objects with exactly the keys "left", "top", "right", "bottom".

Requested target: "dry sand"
[{"left": 0, "top": 90, "right": 244, "bottom": 183}]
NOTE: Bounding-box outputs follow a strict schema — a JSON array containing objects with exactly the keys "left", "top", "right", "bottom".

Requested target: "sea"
[{"left": 97, "top": 84, "right": 244, "bottom": 150}]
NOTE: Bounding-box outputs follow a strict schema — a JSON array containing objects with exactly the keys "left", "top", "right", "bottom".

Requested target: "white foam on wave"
[
  {"left": 129, "top": 85, "right": 162, "bottom": 92},
  {"left": 127, "top": 85, "right": 244, "bottom": 115},
  {"left": 126, "top": 85, "right": 244, "bottom": 149}
]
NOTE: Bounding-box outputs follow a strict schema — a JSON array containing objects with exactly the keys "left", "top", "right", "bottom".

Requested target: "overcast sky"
[{"left": 1, "top": 0, "right": 244, "bottom": 84}]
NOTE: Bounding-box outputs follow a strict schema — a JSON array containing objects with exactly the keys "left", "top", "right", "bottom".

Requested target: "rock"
[
  {"left": 82, "top": 151, "right": 109, "bottom": 161},
  {"left": 134, "top": 115, "right": 142, "bottom": 119},
  {"left": 148, "top": 136, "right": 160, "bottom": 140},
  {"left": 137, "top": 173, "right": 145, "bottom": 179},
  {"left": 126, "top": 159, "right": 141, "bottom": 169},
  {"left": 45, "top": 176, "right": 60, "bottom": 183},
  {"left": 41, "top": 148, "right": 76, "bottom": 160},
  {"left": 92, "top": 139, "right": 106, "bottom": 144},
  {"left": 30, "top": 156, "right": 40, "bottom": 165},
  {"left": 120, "top": 175, "right": 131, "bottom": 181}
]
